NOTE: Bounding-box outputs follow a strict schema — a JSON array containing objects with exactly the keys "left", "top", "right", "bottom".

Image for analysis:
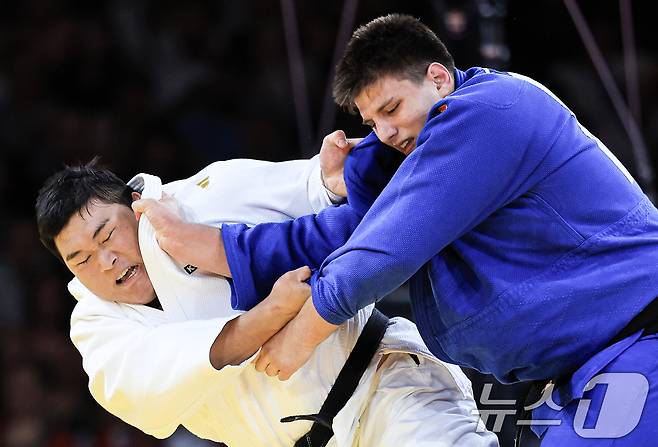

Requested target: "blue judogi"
[{"left": 223, "top": 68, "right": 658, "bottom": 444}]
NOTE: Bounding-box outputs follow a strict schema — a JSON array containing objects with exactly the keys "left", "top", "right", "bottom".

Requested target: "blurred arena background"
[{"left": 0, "top": 1, "right": 656, "bottom": 446}]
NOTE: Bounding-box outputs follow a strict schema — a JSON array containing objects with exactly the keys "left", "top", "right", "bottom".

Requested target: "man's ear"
[
  {"left": 426, "top": 62, "right": 454, "bottom": 96},
  {"left": 131, "top": 191, "right": 141, "bottom": 201}
]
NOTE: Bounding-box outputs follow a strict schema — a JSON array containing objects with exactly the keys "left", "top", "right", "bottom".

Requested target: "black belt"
[
  {"left": 281, "top": 308, "right": 390, "bottom": 447},
  {"left": 515, "top": 296, "right": 658, "bottom": 447}
]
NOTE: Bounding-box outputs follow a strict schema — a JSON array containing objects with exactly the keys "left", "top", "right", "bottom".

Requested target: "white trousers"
[{"left": 328, "top": 353, "right": 499, "bottom": 447}]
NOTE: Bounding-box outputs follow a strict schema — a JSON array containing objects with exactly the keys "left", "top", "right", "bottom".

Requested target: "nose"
[{"left": 98, "top": 248, "right": 117, "bottom": 271}]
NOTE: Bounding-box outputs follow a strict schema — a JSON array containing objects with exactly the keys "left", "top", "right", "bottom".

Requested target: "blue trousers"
[{"left": 532, "top": 335, "right": 658, "bottom": 446}]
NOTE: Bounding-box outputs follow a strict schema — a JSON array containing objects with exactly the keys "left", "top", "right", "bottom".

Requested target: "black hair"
[
  {"left": 333, "top": 14, "right": 455, "bottom": 113},
  {"left": 35, "top": 158, "right": 134, "bottom": 260}
]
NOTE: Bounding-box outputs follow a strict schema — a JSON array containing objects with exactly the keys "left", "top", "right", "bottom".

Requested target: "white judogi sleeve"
[
  {"left": 69, "top": 282, "right": 246, "bottom": 439},
  {"left": 305, "top": 154, "right": 343, "bottom": 212},
  {"left": 163, "top": 155, "right": 338, "bottom": 228}
]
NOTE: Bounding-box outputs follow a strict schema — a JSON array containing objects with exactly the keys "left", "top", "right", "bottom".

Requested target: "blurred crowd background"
[{"left": 0, "top": 1, "right": 656, "bottom": 446}]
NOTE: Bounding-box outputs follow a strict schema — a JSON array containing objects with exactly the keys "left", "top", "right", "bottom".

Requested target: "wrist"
[
  {"left": 320, "top": 170, "right": 346, "bottom": 201},
  {"left": 320, "top": 168, "right": 333, "bottom": 193},
  {"left": 264, "top": 296, "right": 300, "bottom": 322},
  {"left": 293, "top": 299, "right": 339, "bottom": 347}
]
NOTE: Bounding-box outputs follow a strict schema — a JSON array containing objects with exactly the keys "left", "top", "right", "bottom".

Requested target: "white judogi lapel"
[{"left": 129, "top": 172, "right": 238, "bottom": 323}]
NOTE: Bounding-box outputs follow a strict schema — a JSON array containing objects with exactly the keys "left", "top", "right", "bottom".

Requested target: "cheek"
[
  {"left": 420, "top": 100, "right": 436, "bottom": 123},
  {"left": 114, "top": 229, "right": 142, "bottom": 260},
  {"left": 401, "top": 105, "right": 425, "bottom": 125},
  {"left": 131, "top": 237, "right": 144, "bottom": 261},
  {"left": 403, "top": 110, "right": 427, "bottom": 132}
]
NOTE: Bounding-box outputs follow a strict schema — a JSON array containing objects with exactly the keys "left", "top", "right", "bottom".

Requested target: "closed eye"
[
  {"left": 103, "top": 228, "right": 115, "bottom": 244},
  {"left": 76, "top": 255, "right": 91, "bottom": 266},
  {"left": 386, "top": 102, "right": 399, "bottom": 114}
]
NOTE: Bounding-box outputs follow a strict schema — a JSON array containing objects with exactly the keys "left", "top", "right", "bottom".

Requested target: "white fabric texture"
[{"left": 68, "top": 156, "right": 498, "bottom": 446}]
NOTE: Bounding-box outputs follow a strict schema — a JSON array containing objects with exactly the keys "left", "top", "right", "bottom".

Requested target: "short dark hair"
[
  {"left": 35, "top": 158, "right": 134, "bottom": 260},
  {"left": 333, "top": 14, "right": 455, "bottom": 113}
]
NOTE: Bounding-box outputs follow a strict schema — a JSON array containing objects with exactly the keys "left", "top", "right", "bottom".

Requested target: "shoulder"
[
  {"left": 162, "top": 159, "right": 260, "bottom": 205},
  {"left": 423, "top": 71, "right": 552, "bottom": 135},
  {"left": 448, "top": 70, "right": 566, "bottom": 115},
  {"left": 449, "top": 70, "right": 528, "bottom": 110},
  {"left": 70, "top": 294, "right": 127, "bottom": 325},
  {"left": 69, "top": 280, "right": 149, "bottom": 328}
]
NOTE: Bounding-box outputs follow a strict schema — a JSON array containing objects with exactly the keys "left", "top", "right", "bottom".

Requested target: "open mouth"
[
  {"left": 400, "top": 138, "right": 414, "bottom": 154},
  {"left": 116, "top": 265, "right": 138, "bottom": 285}
]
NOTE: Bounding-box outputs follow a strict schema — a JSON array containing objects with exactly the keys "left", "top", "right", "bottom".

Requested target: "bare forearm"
[
  {"left": 292, "top": 298, "right": 339, "bottom": 347},
  {"left": 132, "top": 197, "right": 232, "bottom": 277},
  {"left": 252, "top": 297, "right": 339, "bottom": 380},
  {"left": 209, "top": 297, "right": 297, "bottom": 369},
  {"left": 161, "top": 223, "right": 232, "bottom": 277}
]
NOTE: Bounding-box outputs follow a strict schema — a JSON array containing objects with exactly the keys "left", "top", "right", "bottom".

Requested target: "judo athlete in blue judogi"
[{"left": 234, "top": 14, "right": 658, "bottom": 446}]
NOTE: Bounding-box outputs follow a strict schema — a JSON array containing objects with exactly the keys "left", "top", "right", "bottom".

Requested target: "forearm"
[
  {"left": 209, "top": 294, "right": 299, "bottom": 369},
  {"left": 251, "top": 296, "right": 339, "bottom": 380},
  {"left": 160, "top": 222, "right": 231, "bottom": 277},
  {"left": 287, "top": 298, "right": 339, "bottom": 350}
]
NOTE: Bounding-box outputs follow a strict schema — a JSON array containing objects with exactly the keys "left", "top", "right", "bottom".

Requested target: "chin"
[
  {"left": 139, "top": 297, "right": 158, "bottom": 306},
  {"left": 135, "top": 288, "right": 157, "bottom": 305},
  {"left": 131, "top": 274, "right": 156, "bottom": 303},
  {"left": 117, "top": 285, "right": 156, "bottom": 306}
]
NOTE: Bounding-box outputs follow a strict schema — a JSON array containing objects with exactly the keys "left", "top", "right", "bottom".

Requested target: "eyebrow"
[
  {"left": 362, "top": 97, "right": 394, "bottom": 126},
  {"left": 63, "top": 218, "right": 109, "bottom": 262},
  {"left": 65, "top": 250, "right": 81, "bottom": 262}
]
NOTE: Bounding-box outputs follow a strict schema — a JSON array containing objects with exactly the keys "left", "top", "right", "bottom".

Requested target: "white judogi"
[{"left": 68, "top": 156, "right": 498, "bottom": 446}]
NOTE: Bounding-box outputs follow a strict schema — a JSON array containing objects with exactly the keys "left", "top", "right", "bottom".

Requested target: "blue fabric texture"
[
  {"left": 531, "top": 335, "right": 658, "bottom": 445},
  {"left": 222, "top": 134, "right": 401, "bottom": 310},
  {"left": 309, "top": 67, "right": 658, "bottom": 385}
]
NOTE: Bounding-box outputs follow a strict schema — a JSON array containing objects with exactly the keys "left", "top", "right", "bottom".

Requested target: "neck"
[{"left": 145, "top": 295, "right": 163, "bottom": 310}]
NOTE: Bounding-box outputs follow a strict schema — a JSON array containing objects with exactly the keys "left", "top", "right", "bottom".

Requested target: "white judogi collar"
[
  {"left": 69, "top": 173, "right": 240, "bottom": 325},
  {"left": 128, "top": 172, "right": 239, "bottom": 322}
]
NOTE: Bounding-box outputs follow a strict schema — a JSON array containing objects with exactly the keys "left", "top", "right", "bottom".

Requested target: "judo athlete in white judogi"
[{"left": 35, "top": 152, "right": 498, "bottom": 446}]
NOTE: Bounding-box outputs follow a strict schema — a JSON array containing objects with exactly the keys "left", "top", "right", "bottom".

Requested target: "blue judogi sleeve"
[
  {"left": 311, "top": 77, "right": 565, "bottom": 324},
  {"left": 222, "top": 133, "right": 402, "bottom": 311}
]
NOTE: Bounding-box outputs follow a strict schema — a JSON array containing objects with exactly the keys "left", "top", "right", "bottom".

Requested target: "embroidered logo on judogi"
[
  {"left": 184, "top": 264, "right": 198, "bottom": 274},
  {"left": 196, "top": 176, "right": 210, "bottom": 189}
]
